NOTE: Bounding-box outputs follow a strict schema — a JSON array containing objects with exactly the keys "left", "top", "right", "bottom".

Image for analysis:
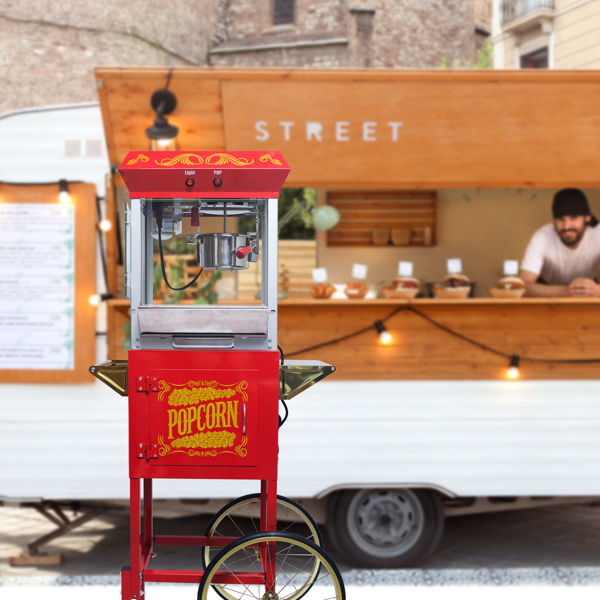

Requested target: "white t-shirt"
[{"left": 521, "top": 223, "right": 600, "bottom": 285}]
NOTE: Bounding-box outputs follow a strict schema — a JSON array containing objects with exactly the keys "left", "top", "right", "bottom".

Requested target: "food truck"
[{"left": 2, "top": 68, "right": 600, "bottom": 569}]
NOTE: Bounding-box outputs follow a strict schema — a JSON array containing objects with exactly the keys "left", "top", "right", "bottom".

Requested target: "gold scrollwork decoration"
[
  {"left": 235, "top": 380, "right": 248, "bottom": 402},
  {"left": 127, "top": 154, "right": 149, "bottom": 165},
  {"left": 206, "top": 153, "right": 254, "bottom": 166},
  {"left": 155, "top": 153, "right": 204, "bottom": 166},
  {"left": 259, "top": 154, "right": 282, "bottom": 166},
  {"left": 235, "top": 435, "right": 248, "bottom": 457}
]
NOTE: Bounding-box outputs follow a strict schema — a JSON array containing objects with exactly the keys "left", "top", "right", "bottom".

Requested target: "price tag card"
[
  {"left": 398, "top": 262, "right": 414, "bottom": 277},
  {"left": 352, "top": 263, "right": 368, "bottom": 280},
  {"left": 447, "top": 258, "right": 462, "bottom": 274},
  {"left": 504, "top": 260, "right": 519, "bottom": 276},
  {"left": 312, "top": 268, "right": 328, "bottom": 283}
]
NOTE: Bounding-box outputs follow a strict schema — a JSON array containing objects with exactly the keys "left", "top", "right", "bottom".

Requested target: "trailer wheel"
[{"left": 326, "top": 488, "right": 444, "bottom": 568}]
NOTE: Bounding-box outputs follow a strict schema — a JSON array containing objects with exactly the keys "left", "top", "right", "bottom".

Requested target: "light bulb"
[
  {"left": 98, "top": 218, "right": 112, "bottom": 232},
  {"left": 58, "top": 179, "right": 71, "bottom": 204},
  {"left": 380, "top": 330, "right": 393, "bottom": 345},
  {"left": 88, "top": 294, "right": 101, "bottom": 306},
  {"left": 507, "top": 355, "right": 520, "bottom": 379},
  {"left": 374, "top": 320, "right": 393, "bottom": 345}
]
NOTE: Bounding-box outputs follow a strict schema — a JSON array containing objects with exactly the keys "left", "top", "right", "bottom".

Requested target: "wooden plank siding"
[
  {"left": 326, "top": 190, "right": 436, "bottom": 246},
  {"left": 277, "top": 299, "right": 600, "bottom": 380},
  {"left": 96, "top": 68, "right": 600, "bottom": 189}
]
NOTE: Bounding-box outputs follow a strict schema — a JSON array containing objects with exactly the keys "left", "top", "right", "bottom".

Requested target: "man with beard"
[{"left": 520, "top": 188, "right": 600, "bottom": 297}]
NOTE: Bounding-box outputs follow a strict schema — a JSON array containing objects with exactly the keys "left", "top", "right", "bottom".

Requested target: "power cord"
[
  {"left": 277, "top": 344, "right": 289, "bottom": 428},
  {"left": 154, "top": 203, "right": 204, "bottom": 292}
]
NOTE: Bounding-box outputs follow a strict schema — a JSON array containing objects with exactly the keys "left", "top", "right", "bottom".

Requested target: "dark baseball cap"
[{"left": 552, "top": 188, "right": 598, "bottom": 227}]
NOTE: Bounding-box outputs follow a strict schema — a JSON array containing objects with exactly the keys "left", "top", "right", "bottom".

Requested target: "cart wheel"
[
  {"left": 198, "top": 531, "right": 345, "bottom": 600},
  {"left": 202, "top": 494, "right": 323, "bottom": 572},
  {"left": 327, "top": 488, "right": 444, "bottom": 568}
]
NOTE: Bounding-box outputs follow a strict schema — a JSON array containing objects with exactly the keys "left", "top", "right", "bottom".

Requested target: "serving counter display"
[
  {"left": 277, "top": 297, "right": 600, "bottom": 380},
  {"left": 107, "top": 297, "right": 600, "bottom": 381}
]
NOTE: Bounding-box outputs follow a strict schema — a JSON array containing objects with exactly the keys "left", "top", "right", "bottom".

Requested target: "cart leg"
[
  {"left": 142, "top": 479, "right": 153, "bottom": 570},
  {"left": 260, "top": 480, "right": 278, "bottom": 591},
  {"left": 121, "top": 567, "right": 131, "bottom": 600},
  {"left": 129, "top": 478, "right": 142, "bottom": 600}
]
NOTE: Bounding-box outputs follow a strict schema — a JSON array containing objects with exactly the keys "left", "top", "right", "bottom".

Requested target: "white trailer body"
[{"left": 2, "top": 379, "right": 599, "bottom": 500}]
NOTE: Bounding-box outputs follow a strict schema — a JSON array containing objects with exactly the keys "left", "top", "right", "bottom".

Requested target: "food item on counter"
[
  {"left": 393, "top": 276, "right": 420, "bottom": 290},
  {"left": 310, "top": 282, "right": 337, "bottom": 299},
  {"left": 381, "top": 276, "right": 421, "bottom": 299},
  {"left": 495, "top": 276, "right": 526, "bottom": 291},
  {"left": 344, "top": 281, "right": 369, "bottom": 300},
  {"left": 433, "top": 274, "right": 471, "bottom": 299},
  {"left": 442, "top": 274, "right": 471, "bottom": 289},
  {"left": 487, "top": 276, "right": 526, "bottom": 298}
]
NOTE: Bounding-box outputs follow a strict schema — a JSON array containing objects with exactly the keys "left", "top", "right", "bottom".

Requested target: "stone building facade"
[
  {"left": 210, "top": 0, "right": 491, "bottom": 69},
  {"left": 0, "top": 0, "right": 491, "bottom": 114},
  {"left": 492, "top": 0, "right": 600, "bottom": 69}
]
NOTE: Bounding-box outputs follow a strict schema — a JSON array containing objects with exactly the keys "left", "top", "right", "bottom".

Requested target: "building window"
[
  {"left": 521, "top": 47, "right": 548, "bottom": 68},
  {"left": 502, "top": 0, "right": 555, "bottom": 26},
  {"left": 274, "top": 0, "right": 294, "bottom": 25}
]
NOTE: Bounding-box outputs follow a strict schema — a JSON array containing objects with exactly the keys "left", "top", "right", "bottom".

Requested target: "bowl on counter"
[
  {"left": 381, "top": 276, "right": 420, "bottom": 299},
  {"left": 344, "top": 281, "right": 369, "bottom": 300},
  {"left": 429, "top": 274, "right": 474, "bottom": 299}
]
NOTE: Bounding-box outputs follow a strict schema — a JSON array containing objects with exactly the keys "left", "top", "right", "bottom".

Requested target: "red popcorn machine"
[{"left": 90, "top": 150, "right": 343, "bottom": 600}]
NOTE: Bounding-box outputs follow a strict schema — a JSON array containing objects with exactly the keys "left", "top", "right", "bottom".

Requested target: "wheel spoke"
[
  {"left": 244, "top": 501, "right": 259, "bottom": 533},
  {"left": 276, "top": 554, "right": 317, "bottom": 596},
  {"left": 227, "top": 512, "right": 248, "bottom": 538}
]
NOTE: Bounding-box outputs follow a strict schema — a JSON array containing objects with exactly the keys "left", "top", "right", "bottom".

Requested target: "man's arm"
[{"left": 520, "top": 269, "right": 570, "bottom": 297}]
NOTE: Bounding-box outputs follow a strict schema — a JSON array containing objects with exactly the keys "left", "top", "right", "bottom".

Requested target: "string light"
[
  {"left": 375, "top": 320, "right": 393, "bottom": 344},
  {"left": 98, "top": 218, "right": 112, "bottom": 232},
  {"left": 507, "top": 355, "right": 520, "bottom": 379},
  {"left": 58, "top": 179, "right": 71, "bottom": 204},
  {"left": 88, "top": 292, "right": 113, "bottom": 306}
]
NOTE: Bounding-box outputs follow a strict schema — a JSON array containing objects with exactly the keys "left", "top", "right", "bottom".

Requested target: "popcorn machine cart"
[{"left": 90, "top": 150, "right": 344, "bottom": 600}]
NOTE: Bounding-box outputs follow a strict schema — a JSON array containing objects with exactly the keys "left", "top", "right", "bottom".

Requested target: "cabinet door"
[{"left": 147, "top": 369, "right": 258, "bottom": 467}]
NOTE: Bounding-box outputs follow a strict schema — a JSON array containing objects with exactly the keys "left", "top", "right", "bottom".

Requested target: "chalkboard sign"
[{"left": 0, "top": 183, "right": 96, "bottom": 383}]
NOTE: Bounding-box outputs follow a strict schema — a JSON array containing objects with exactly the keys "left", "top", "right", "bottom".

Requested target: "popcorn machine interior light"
[{"left": 90, "top": 150, "right": 342, "bottom": 600}]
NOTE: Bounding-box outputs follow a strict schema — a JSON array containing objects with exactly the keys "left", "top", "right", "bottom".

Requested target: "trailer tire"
[{"left": 326, "top": 488, "right": 444, "bottom": 568}]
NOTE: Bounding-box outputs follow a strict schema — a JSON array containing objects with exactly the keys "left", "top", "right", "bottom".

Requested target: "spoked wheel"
[
  {"left": 198, "top": 531, "right": 345, "bottom": 600},
  {"left": 203, "top": 494, "right": 323, "bottom": 567}
]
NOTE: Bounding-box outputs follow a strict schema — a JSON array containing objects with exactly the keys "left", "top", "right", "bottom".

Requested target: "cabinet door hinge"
[
  {"left": 136, "top": 443, "right": 159, "bottom": 459},
  {"left": 135, "top": 376, "right": 159, "bottom": 393}
]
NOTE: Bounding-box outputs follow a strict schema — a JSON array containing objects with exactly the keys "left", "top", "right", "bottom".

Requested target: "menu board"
[{"left": 0, "top": 203, "right": 75, "bottom": 369}]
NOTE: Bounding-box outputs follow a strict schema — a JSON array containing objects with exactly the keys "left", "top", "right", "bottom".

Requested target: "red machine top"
[{"left": 118, "top": 151, "right": 290, "bottom": 198}]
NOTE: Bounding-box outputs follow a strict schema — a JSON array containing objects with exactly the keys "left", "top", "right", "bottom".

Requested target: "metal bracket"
[
  {"left": 136, "top": 443, "right": 159, "bottom": 459},
  {"left": 135, "top": 376, "right": 158, "bottom": 393},
  {"left": 145, "top": 444, "right": 159, "bottom": 459}
]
